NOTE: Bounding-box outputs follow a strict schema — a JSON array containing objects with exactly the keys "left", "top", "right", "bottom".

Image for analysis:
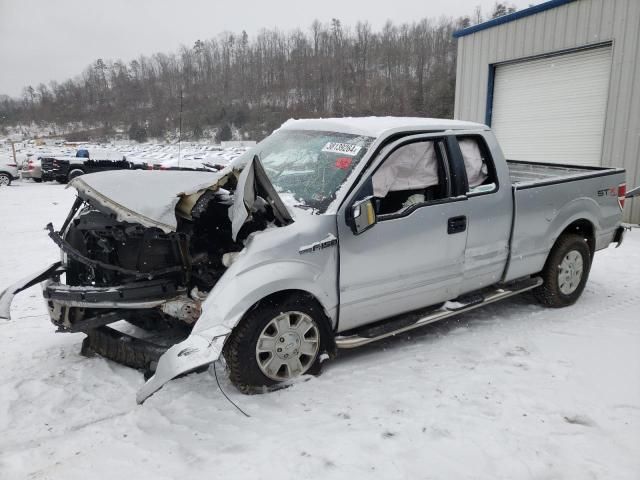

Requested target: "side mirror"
[{"left": 350, "top": 196, "right": 377, "bottom": 235}]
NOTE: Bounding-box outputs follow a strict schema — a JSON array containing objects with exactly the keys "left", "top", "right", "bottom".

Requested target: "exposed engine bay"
[{"left": 40, "top": 159, "right": 292, "bottom": 371}]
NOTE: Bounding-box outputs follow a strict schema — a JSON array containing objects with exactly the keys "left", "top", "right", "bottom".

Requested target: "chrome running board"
[{"left": 335, "top": 277, "right": 543, "bottom": 349}]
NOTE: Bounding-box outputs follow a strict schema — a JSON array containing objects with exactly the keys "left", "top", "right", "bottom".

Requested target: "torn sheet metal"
[
  {"left": 136, "top": 326, "right": 229, "bottom": 403},
  {"left": 0, "top": 262, "right": 63, "bottom": 320},
  {"left": 229, "top": 155, "right": 293, "bottom": 240},
  {"left": 70, "top": 170, "right": 229, "bottom": 232}
]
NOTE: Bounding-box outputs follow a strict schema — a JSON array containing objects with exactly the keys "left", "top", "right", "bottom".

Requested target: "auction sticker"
[{"left": 322, "top": 142, "right": 362, "bottom": 156}]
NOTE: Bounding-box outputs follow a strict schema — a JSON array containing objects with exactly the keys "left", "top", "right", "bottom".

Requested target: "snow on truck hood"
[{"left": 69, "top": 169, "right": 230, "bottom": 232}]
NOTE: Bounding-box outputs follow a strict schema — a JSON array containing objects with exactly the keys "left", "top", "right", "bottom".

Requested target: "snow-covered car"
[
  {"left": 0, "top": 117, "right": 633, "bottom": 403},
  {"left": 0, "top": 156, "right": 20, "bottom": 186}
]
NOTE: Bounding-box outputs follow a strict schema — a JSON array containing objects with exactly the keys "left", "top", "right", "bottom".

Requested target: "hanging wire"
[{"left": 213, "top": 360, "right": 250, "bottom": 418}]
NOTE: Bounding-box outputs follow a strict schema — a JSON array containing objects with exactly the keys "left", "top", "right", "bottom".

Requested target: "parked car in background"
[
  {"left": 0, "top": 156, "right": 19, "bottom": 186},
  {"left": 20, "top": 154, "right": 43, "bottom": 182},
  {"left": 41, "top": 148, "right": 131, "bottom": 183}
]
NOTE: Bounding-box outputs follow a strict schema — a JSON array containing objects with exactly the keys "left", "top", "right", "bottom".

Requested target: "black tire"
[
  {"left": 0, "top": 172, "right": 12, "bottom": 186},
  {"left": 534, "top": 233, "right": 591, "bottom": 308},
  {"left": 223, "top": 294, "right": 332, "bottom": 394},
  {"left": 33, "top": 178, "right": 43, "bottom": 183},
  {"left": 68, "top": 169, "right": 84, "bottom": 181}
]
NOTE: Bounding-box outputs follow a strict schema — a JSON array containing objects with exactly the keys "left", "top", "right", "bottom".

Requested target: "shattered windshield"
[{"left": 248, "top": 129, "right": 374, "bottom": 212}]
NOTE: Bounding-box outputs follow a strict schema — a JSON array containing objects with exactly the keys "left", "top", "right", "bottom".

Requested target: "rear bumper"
[{"left": 20, "top": 170, "right": 41, "bottom": 179}]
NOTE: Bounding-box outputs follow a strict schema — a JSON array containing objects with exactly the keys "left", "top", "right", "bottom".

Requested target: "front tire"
[
  {"left": 223, "top": 295, "right": 331, "bottom": 394},
  {"left": 534, "top": 233, "right": 591, "bottom": 308}
]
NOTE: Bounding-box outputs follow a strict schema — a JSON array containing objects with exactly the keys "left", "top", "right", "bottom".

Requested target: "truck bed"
[
  {"left": 507, "top": 160, "right": 620, "bottom": 188},
  {"left": 504, "top": 159, "right": 625, "bottom": 283}
]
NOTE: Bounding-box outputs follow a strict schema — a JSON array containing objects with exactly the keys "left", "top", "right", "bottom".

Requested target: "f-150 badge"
[{"left": 299, "top": 233, "right": 338, "bottom": 255}]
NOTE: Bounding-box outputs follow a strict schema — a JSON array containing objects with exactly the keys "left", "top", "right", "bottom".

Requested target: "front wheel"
[
  {"left": 223, "top": 295, "right": 330, "bottom": 394},
  {"left": 534, "top": 233, "right": 591, "bottom": 308}
]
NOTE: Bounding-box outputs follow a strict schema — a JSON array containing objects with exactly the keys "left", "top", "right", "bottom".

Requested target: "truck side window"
[
  {"left": 458, "top": 136, "right": 496, "bottom": 194},
  {"left": 372, "top": 140, "right": 447, "bottom": 215}
]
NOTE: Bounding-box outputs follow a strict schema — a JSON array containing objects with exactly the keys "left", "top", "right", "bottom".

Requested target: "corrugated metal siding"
[{"left": 454, "top": 0, "right": 640, "bottom": 222}]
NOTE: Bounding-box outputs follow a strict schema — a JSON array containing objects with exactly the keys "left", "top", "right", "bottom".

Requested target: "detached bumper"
[{"left": 0, "top": 262, "right": 64, "bottom": 319}]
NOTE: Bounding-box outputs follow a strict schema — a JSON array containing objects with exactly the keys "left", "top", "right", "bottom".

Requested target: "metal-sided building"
[{"left": 453, "top": 0, "right": 640, "bottom": 222}]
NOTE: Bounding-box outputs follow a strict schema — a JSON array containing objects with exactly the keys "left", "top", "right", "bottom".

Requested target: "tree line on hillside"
[{"left": 0, "top": 3, "right": 516, "bottom": 142}]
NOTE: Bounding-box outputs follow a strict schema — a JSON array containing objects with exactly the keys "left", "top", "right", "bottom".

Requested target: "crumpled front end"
[{"left": 0, "top": 156, "right": 297, "bottom": 402}]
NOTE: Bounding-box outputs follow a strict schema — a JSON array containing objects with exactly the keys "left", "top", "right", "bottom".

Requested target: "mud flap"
[
  {"left": 136, "top": 326, "right": 229, "bottom": 404},
  {"left": 0, "top": 262, "right": 63, "bottom": 320}
]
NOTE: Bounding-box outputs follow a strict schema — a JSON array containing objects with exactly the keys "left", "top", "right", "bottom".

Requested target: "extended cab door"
[
  {"left": 451, "top": 133, "right": 513, "bottom": 292},
  {"left": 336, "top": 134, "right": 469, "bottom": 332}
]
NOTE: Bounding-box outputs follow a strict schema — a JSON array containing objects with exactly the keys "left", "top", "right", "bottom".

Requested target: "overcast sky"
[{"left": 0, "top": 0, "right": 537, "bottom": 97}]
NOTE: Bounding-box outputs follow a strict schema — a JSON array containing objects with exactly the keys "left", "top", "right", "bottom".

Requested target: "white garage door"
[{"left": 491, "top": 46, "right": 611, "bottom": 166}]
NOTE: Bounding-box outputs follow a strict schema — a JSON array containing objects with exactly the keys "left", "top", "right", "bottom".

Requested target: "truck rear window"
[{"left": 457, "top": 136, "right": 497, "bottom": 194}]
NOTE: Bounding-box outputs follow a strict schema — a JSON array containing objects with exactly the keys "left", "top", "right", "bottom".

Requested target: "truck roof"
[{"left": 279, "top": 117, "right": 487, "bottom": 138}]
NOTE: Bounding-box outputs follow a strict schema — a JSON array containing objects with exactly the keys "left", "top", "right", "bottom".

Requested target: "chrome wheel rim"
[
  {"left": 0, "top": 174, "right": 9, "bottom": 186},
  {"left": 255, "top": 311, "right": 320, "bottom": 381},
  {"left": 558, "top": 249, "right": 584, "bottom": 295}
]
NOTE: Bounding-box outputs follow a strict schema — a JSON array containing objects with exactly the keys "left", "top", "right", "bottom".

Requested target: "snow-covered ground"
[{"left": 0, "top": 181, "right": 639, "bottom": 480}]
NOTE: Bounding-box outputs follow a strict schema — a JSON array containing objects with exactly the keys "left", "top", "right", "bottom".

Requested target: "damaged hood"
[
  {"left": 69, "top": 157, "right": 292, "bottom": 237},
  {"left": 70, "top": 170, "right": 227, "bottom": 232}
]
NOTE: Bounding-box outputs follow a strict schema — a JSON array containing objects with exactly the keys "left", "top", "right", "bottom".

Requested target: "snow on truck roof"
[{"left": 279, "top": 117, "right": 486, "bottom": 138}]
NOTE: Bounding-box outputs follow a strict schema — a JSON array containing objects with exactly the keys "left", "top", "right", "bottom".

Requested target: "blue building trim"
[
  {"left": 453, "top": 0, "right": 577, "bottom": 38},
  {"left": 485, "top": 64, "right": 496, "bottom": 126}
]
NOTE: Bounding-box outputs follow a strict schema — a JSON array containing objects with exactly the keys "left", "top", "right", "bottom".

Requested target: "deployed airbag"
[
  {"left": 372, "top": 141, "right": 439, "bottom": 197},
  {"left": 459, "top": 138, "right": 488, "bottom": 188}
]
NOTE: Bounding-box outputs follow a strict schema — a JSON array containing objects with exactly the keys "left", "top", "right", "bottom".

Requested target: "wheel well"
[
  {"left": 557, "top": 219, "right": 595, "bottom": 257},
  {"left": 248, "top": 289, "right": 336, "bottom": 352},
  {"left": 251, "top": 289, "right": 329, "bottom": 320}
]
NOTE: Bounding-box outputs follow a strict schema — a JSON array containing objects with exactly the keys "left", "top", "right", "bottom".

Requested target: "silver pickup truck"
[{"left": 0, "top": 117, "right": 630, "bottom": 403}]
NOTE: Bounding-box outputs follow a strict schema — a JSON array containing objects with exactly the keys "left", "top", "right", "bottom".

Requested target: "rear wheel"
[
  {"left": 223, "top": 295, "right": 330, "bottom": 393},
  {"left": 0, "top": 173, "right": 11, "bottom": 186},
  {"left": 534, "top": 234, "right": 591, "bottom": 308}
]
